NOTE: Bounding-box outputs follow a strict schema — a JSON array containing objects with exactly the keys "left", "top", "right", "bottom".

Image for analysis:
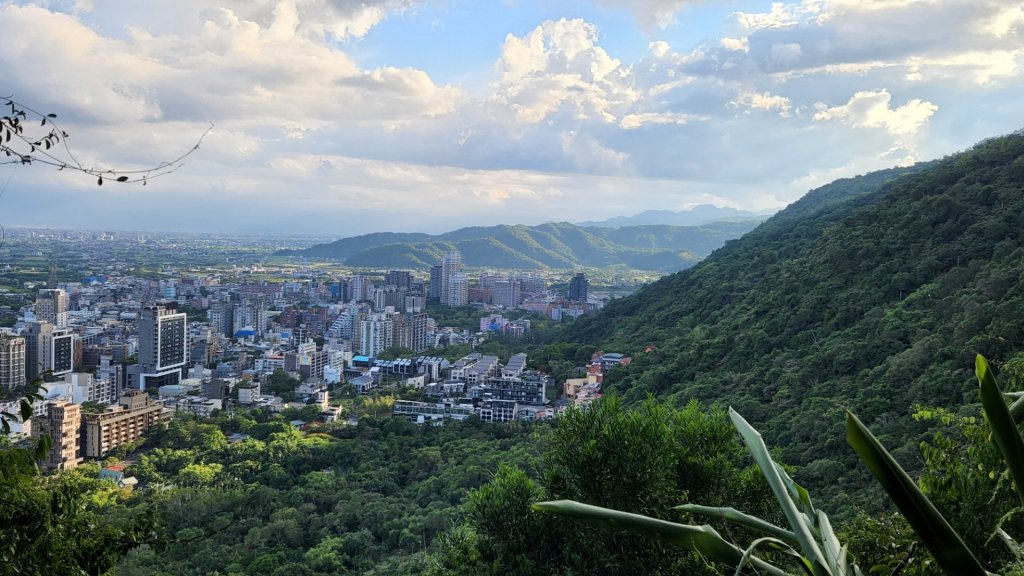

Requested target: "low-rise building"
[
  {"left": 82, "top": 390, "right": 167, "bottom": 458},
  {"left": 478, "top": 398, "right": 517, "bottom": 423},
  {"left": 393, "top": 400, "right": 474, "bottom": 424}
]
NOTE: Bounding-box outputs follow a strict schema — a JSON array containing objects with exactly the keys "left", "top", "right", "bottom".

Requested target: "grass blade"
[
  {"left": 678, "top": 504, "right": 799, "bottom": 547},
  {"left": 730, "top": 408, "right": 831, "bottom": 576},
  {"left": 533, "top": 500, "right": 790, "bottom": 576},
  {"left": 977, "top": 354, "right": 1024, "bottom": 507},
  {"left": 1008, "top": 394, "right": 1024, "bottom": 424},
  {"left": 846, "top": 410, "right": 988, "bottom": 576}
]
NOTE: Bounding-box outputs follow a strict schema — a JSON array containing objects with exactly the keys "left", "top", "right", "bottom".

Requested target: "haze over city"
[{"left": 1, "top": 0, "right": 1021, "bottom": 234}]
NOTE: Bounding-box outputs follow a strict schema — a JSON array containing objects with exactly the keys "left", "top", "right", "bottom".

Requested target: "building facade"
[
  {"left": 0, "top": 335, "right": 26, "bottom": 390},
  {"left": 441, "top": 251, "right": 465, "bottom": 306},
  {"left": 82, "top": 390, "right": 166, "bottom": 458},
  {"left": 569, "top": 272, "right": 589, "bottom": 303},
  {"left": 24, "top": 321, "right": 74, "bottom": 383},
  {"left": 33, "top": 400, "right": 81, "bottom": 472},
  {"left": 137, "top": 303, "right": 187, "bottom": 389},
  {"left": 35, "top": 288, "right": 69, "bottom": 328}
]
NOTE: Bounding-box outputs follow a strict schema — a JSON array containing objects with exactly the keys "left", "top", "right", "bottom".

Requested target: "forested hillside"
[
  {"left": 110, "top": 414, "right": 546, "bottom": 575},
  {"left": 566, "top": 132, "right": 1024, "bottom": 510},
  {"left": 278, "top": 221, "right": 759, "bottom": 272}
]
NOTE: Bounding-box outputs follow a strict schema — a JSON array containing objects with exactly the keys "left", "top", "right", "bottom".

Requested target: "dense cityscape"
[{"left": 0, "top": 227, "right": 633, "bottom": 474}]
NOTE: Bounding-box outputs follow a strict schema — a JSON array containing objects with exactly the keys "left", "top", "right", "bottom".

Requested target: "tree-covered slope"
[
  {"left": 278, "top": 232, "right": 433, "bottom": 260},
  {"left": 279, "top": 221, "right": 758, "bottom": 272},
  {"left": 566, "top": 132, "right": 1024, "bottom": 511}
]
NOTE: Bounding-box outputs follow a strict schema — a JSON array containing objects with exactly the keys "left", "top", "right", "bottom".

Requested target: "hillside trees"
[
  {"left": 431, "top": 398, "right": 777, "bottom": 575},
  {"left": 563, "top": 132, "right": 1024, "bottom": 512}
]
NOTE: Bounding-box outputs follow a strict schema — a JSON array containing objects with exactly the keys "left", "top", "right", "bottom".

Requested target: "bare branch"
[{"left": 0, "top": 96, "right": 212, "bottom": 185}]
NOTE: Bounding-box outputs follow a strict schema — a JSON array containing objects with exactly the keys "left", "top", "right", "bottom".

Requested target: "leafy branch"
[{"left": 0, "top": 96, "right": 212, "bottom": 185}]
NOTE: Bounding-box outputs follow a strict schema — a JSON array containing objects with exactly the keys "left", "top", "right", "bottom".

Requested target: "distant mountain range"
[
  {"left": 276, "top": 220, "right": 762, "bottom": 272},
  {"left": 577, "top": 204, "right": 775, "bottom": 228}
]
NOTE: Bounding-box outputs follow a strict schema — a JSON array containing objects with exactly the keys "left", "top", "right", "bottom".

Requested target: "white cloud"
[
  {"left": 731, "top": 91, "right": 792, "bottom": 115},
  {"left": 720, "top": 37, "right": 750, "bottom": 52},
  {"left": 813, "top": 89, "right": 937, "bottom": 136},
  {"left": 495, "top": 18, "right": 636, "bottom": 124},
  {"left": 619, "top": 112, "right": 699, "bottom": 129},
  {"left": 734, "top": 2, "right": 803, "bottom": 30}
]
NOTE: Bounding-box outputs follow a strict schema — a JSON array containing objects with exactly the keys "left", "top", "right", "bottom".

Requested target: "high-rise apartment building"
[
  {"left": 137, "top": 303, "right": 187, "bottom": 389},
  {"left": 0, "top": 334, "right": 26, "bottom": 390},
  {"left": 351, "top": 274, "right": 371, "bottom": 303},
  {"left": 232, "top": 298, "right": 268, "bottom": 337},
  {"left": 393, "top": 312, "right": 429, "bottom": 353},
  {"left": 429, "top": 265, "right": 443, "bottom": 300},
  {"left": 384, "top": 270, "right": 413, "bottom": 290},
  {"left": 35, "top": 288, "right": 68, "bottom": 328},
  {"left": 33, "top": 400, "right": 81, "bottom": 473},
  {"left": 208, "top": 301, "right": 234, "bottom": 336},
  {"left": 446, "top": 272, "right": 468, "bottom": 307},
  {"left": 24, "top": 321, "right": 74, "bottom": 382},
  {"left": 569, "top": 272, "right": 589, "bottom": 303},
  {"left": 492, "top": 280, "right": 522, "bottom": 308},
  {"left": 441, "top": 251, "right": 464, "bottom": 306},
  {"left": 358, "top": 313, "right": 394, "bottom": 358}
]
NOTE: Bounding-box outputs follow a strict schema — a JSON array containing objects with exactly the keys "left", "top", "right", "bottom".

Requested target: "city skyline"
[{"left": 0, "top": 0, "right": 1021, "bottom": 235}]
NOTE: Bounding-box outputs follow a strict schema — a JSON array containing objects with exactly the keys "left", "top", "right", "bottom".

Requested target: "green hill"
[
  {"left": 277, "top": 221, "right": 759, "bottom": 272},
  {"left": 565, "top": 132, "right": 1024, "bottom": 511}
]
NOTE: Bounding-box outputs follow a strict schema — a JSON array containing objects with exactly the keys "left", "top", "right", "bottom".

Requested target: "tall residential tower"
[{"left": 137, "top": 303, "right": 187, "bottom": 389}]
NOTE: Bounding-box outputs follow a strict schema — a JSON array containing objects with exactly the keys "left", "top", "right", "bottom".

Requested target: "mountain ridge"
[
  {"left": 277, "top": 220, "right": 760, "bottom": 272},
  {"left": 577, "top": 204, "right": 774, "bottom": 227}
]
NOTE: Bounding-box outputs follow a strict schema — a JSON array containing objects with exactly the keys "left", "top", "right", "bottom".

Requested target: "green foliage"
[
  {"left": 564, "top": 132, "right": 1024, "bottom": 512},
  {"left": 376, "top": 346, "right": 416, "bottom": 360},
  {"left": 847, "top": 410, "right": 987, "bottom": 575},
  {"left": 266, "top": 368, "right": 301, "bottom": 401},
  {"left": 111, "top": 410, "right": 546, "bottom": 575},
  {"left": 0, "top": 444, "right": 151, "bottom": 576},
  {"left": 432, "top": 398, "right": 776, "bottom": 575}
]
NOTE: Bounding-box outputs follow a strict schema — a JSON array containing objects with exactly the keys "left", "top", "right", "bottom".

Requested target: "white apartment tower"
[
  {"left": 441, "top": 251, "right": 464, "bottom": 306},
  {"left": 0, "top": 335, "right": 26, "bottom": 390},
  {"left": 446, "top": 272, "right": 468, "bottom": 307},
  {"left": 137, "top": 303, "right": 187, "bottom": 389},
  {"left": 358, "top": 313, "right": 394, "bottom": 358},
  {"left": 36, "top": 288, "right": 68, "bottom": 328}
]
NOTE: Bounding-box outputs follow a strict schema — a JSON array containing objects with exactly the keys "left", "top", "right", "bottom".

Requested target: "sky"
[{"left": 0, "top": 0, "right": 1022, "bottom": 236}]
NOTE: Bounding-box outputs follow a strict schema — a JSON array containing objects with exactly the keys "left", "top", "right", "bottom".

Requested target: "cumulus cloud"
[
  {"left": 731, "top": 91, "right": 792, "bottom": 115},
  {"left": 813, "top": 89, "right": 938, "bottom": 136},
  {"left": 495, "top": 18, "right": 636, "bottom": 124},
  {"left": 720, "top": 37, "right": 750, "bottom": 52}
]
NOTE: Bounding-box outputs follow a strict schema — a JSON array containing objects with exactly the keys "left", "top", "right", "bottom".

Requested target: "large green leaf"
[
  {"left": 846, "top": 410, "right": 990, "bottom": 576},
  {"left": 977, "top": 354, "right": 1024, "bottom": 507},
  {"left": 678, "top": 504, "right": 799, "bottom": 547},
  {"left": 1008, "top": 394, "right": 1024, "bottom": 424},
  {"left": 532, "top": 500, "right": 791, "bottom": 576},
  {"left": 729, "top": 408, "right": 831, "bottom": 576}
]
